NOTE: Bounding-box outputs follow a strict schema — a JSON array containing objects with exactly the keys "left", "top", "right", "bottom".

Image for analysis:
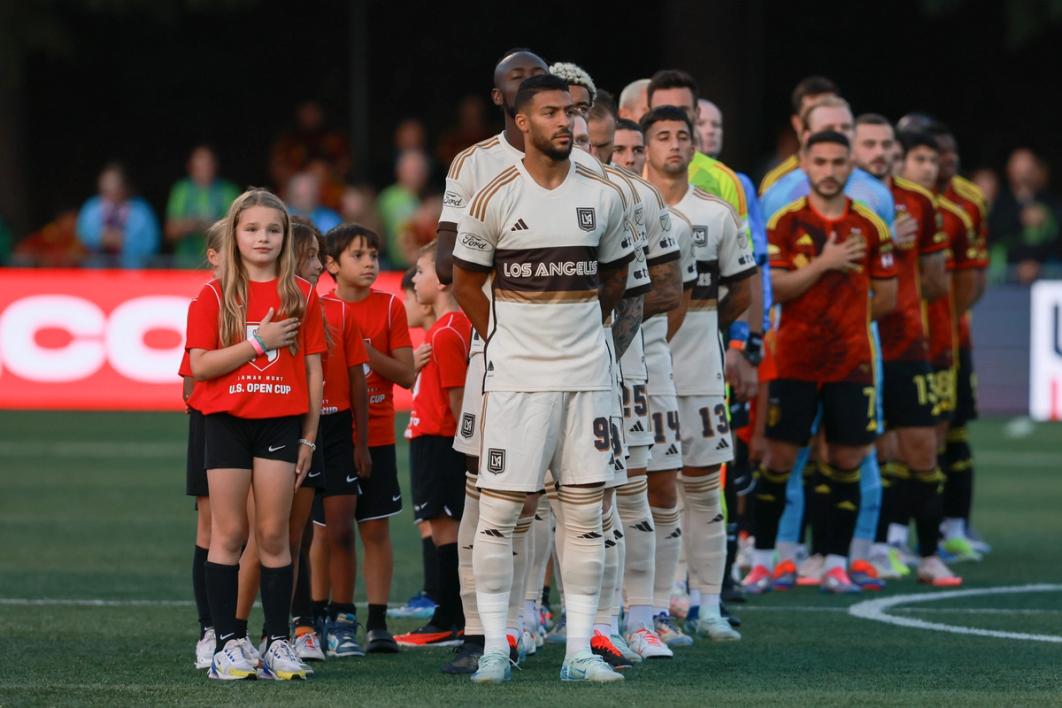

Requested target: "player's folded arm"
[{"left": 435, "top": 221, "right": 458, "bottom": 284}]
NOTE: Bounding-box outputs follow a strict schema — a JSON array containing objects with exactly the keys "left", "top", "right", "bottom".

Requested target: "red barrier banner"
[{"left": 0, "top": 269, "right": 414, "bottom": 411}]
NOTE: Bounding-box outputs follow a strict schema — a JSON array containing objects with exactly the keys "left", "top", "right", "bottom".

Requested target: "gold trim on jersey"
[
  {"left": 765, "top": 196, "right": 807, "bottom": 230},
  {"left": 687, "top": 298, "right": 718, "bottom": 311},
  {"left": 604, "top": 165, "right": 642, "bottom": 206},
  {"left": 851, "top": 202, "right": 892, "bottom": 243},
  {"left": 938, "top": 196, "right": 975, "bottom": 232},
  {"left": 893, "top": 175, "right": 936, "bottom": 204},
  {"left": 691, "top": 186, "right": 740, "bottom": 224},
  {"left": 620, "top": 168, "right": 668, "bottom": 209},
  {"left": 575, "top": 164, "right": 628, "bottom": 209},
  {"left": 950, "top": 176, "right": 987, "bottom": 215},
  {"left": 447, "top": 136, "right": 501, "bottom": 180},
  {"left": 469, "top": 166, "right": 520, "bottom": 221},
  {"left": 494, "top": 288, "right": 598, "bottom": 303},
  {"left": 759, "top": 154, "right": 799, "bottom": 195}
]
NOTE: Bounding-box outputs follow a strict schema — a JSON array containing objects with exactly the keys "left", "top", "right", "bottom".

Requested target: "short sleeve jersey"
[
  {"left": 643, "top": 208, "right": 697, "bottom": 395},
  {"left": 926, "top": 198, "right": 974, "bottom": 369},
  {"left": 945, "top": 176, "right": 990, "bottom": 350},
  {"left": 330, "top": 289, "right": 412, "bottom": 446},
  {"left": 409, "top": 311, "right": 472, "bottom": 438},
  {"left": 878, "top": 177, "right": 949, "bottom": 363},
  {"left": 452, "top": 160, "right": 635, "bottom": 392},
  {"left": 669, "top": 187, "right": 757, "bottom": 395},
  {"left": 320, "top": 294, "right": 370, "bottom": 415},
  {"left": 184, "top": 277, "right": 327, "bottom": 418},
  {"left": 768, "top": 197, "right": 897, "bottom": 384},
  {"left": 761, "top": 166, "right": 896, "bottom": 228}
]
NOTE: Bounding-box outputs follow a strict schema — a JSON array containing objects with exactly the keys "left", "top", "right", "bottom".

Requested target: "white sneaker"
[
  {"left": 208, "top": 638, "right": 257, "bottom": 680},
  {"left": 470, "top": 649, "right": 512, "bottom": 684},
  {"left": 690, "top": 614, "right": 742, "bottom": 642},
  {"left": 237, "top": 636, "right": 261, "bottom": 666},
  {"left": 624, "top": 627, "right": 673, "bottom": 659},
  {"left": 195, "top": 628, "right": 215, "bottom": 670},
  {"left": 260, "top": 638, "right": 308, "bottom": 680},
  {"left": 610, "top": 633, "right": 642, "bottom": 663},
  {"left": 797, "top": 554, "right": 825, "bottom": 586},
  {"left": 520, "top": 629, "right": 537, "bottom": 657},
  {"left": 917, "top": 555, "right": 963, "bottom": 587},
  {"left": 654, "top": 613, "right": 694, "bottom": 647},
  {"left": 868, "top": 546, "right": 902, "bottom": 579},
  {"left": 295, "top": 631, "right": 326, "bottom": 662},
  {"left": 560, "top": 650, "right": 624, "bottom": 682}
]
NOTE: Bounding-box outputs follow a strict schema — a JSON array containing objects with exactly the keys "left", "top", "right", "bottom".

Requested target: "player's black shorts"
[
  {"left": 185, "top": 408, "right": 208, "bottom": 497},
  {"left": 931, "top": 364, "right": 956, "bottom": 423},
  {"left": 311, "top": 492, "right": 326, "bottom": 526},
  {"left": 319, "top": 410, "right": 360, "bottom": 497},
  {"left": 882, "top": 360, "right": 937, "bottom": 429},
  {"left": 355, "top": 444, "right": 402, "bottom": 522},
  {"left": 410, "top": 435, "right": 466, "bottom": 523},
  {"left": 300, "top": 429, "right": 325, "bottom": 490},
  {"left": 952, "top": 347, "right": 979, "bottom": 427},
  {"left": 766, "top": 379, "right": 877, "bottom": 447},
  {"left": 204, "top": 413, "right": 300, "bottom": 470}
]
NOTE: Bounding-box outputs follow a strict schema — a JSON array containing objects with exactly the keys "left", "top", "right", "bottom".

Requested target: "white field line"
[{"left": 848, "top": 583, "right": 1062, "bottom": 643}]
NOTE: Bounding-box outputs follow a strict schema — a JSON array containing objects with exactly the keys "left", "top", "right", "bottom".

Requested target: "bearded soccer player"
[
  {"left": 759, "top": 75, "right": 840, "bottom": 195},
  {"left": 452, "top": 74, "right": 634, "bottom": 685},
  {"left": 853, "top": 117, "right": 961, "bottom": 586},
  {"left": 747, "top": 131, "right": 897, "bottom": 595}
]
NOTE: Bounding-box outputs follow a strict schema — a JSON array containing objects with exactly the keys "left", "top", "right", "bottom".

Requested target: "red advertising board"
[{"left": 0, "top": 268, "right": 415, "bottom": 411}]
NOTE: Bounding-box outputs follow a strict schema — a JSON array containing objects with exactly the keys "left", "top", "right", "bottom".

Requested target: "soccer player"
[
  {"left": 748, "top": 132, "right": 897, "bottom": 594},
  {"left": 323, "top": 224, "right": 415, "bottom": 654},
  {"left": 641, "top": 105, "right": 756, "bottom": 639},
  {"left": 759, "top": 76, "right": 840, "bottom": 195},
  {"left": 853, "top": 118, "right": 961, "bottom": 586},
  {"left": 451, "top": 73, "right": 634, "bottom": 684},
  {"left": 549, "top": 62, "right": 596, "bottom": 117},
  {"left": 186, "top": 189, "right": 326, "bottom": 680},
  {"left": 612, "top": 119, "right": 647, "bottom": 174},
  {"left": 618, "top": 79, "right": 650, "bottom": 122},
  {"left": 396, "top": 245, "right": 472, "bottom": 647}
]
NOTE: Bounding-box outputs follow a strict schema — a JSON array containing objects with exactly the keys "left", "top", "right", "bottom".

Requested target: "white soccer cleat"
[
  {"left": 295, "top": 630, "right": 326, "bottom": 662},
  {"left": 624, "top": 627, "right": 673, "bottom": 659},
  {"left": 260, "top": 639, "right": 308, "bottom": 680},
  {"left": 610, "top": 632, "right": 643, "bottom": 663},
  {"left": 208, "top": 639, "right": 257, "bottom": 680},
  {"left": 654, "top": 613, "right": 694, "bottom": 647},
  {"left": 195, "top": 628, "right": 215, "bottom": 670},
  {"left": 917, "top": 555, "right": 963, "bottom": 588},
  {"left": 560, "top": 650, "right": 624, "bottom": 683},
  {"left": 690, "top": 614, "right": 742, "bottom": 642},
  {"left": 470, "top": 650, "right": 512, "bottom": 684},
  {"left": 520, "top": 629, "right": 536, "bottom": 657}
]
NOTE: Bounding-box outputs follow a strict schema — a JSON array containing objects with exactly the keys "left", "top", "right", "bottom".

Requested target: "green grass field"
[{"left": 1, "top": 412, "right": 1060, "bottom": 706}]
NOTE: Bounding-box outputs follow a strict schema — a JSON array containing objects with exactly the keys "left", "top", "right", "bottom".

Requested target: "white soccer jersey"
[
  {"left": 603, "top": 165, "right": 651, "bottom": 299},
  {"left": 669, "top": 187, "right": 757, "bottom": 396},
  {"left": 643, "top": 207, "right": 697, "bottom": 395},
  {"left": 452, "top": 159, "right": 635, "bottom": 392},
  {"left": 440, "top": 131, "right": 606, "bottom": 355}
]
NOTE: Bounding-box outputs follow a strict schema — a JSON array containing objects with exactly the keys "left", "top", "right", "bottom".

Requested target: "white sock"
[
  {"left": 777, "top": 540, "right": 799, "bottom": 563},
  {"left": 565, "top": 593, "right": 598, "bottom": 661},
  {"left": 525, "top": 497, "right": 553, "bottom": 603},
  {"left": 473, "top": 489, "right": 524, "bottom": 655},
  {"left": 610, "top": 614, "right": 619, "bottom": 635},
  {"left": 753, "top": 549, "right": 775, "bottom": 570},
  {"left": 650, "top": 505, "right": 681, "bottom": 614},
  {"left": 593, "top": 504, "right": 619, "bottom": 629},
  {"left": 701, "top": 593, "right": 720, "bottom": 616},
  {"left": 616, "top": 476, "right": 655, "bottom": 609},
  {"left": 871, "top": 542, "right": 890, "bottom": 557},
  {"left": 558, "top": 486, "right": 605, "bottom": 659},
  {"left": 523, "top": 600, "right": 538, "bottom": 632},
  {"left": 679, "top": 472, "right": 726, "bottom": 599},
  {"left": 457, "top": 479, "right": 482, "bottom": 636},
  {"left": 887, "top": 523, "right": 909, "bottom": 547},
  {"left": 478, "top": 591, "right": 509, "bottom": 656},
  {"left": 689, "top": 588, "right": 701, "bottom": 608},
  {"left": 824, "top": 554, "right": 847, "bottom": 573},
  {"left": 507, "top": 514, "right": 533, "bottom": 635},
  {"left": 943, "top": 517, "right": 965, "bottom": 540},
  {"left": 849, "top": 536, "right": 871, "bottom": 562},
  {"left": 627, "top": 604, "right": 654, "bottom": 632}
]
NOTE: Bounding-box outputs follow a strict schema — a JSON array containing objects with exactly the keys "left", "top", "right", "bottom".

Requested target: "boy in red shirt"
[
  {"left": 323, "top": 224, "right": 415, "bottom": 653},
  {"left": 397, "top": 244, "right": 472, "bottom": 647}
]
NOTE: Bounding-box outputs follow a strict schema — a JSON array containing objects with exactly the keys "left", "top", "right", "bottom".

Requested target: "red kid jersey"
[
  {"left": 185, "top": 277, "right": 327, "bottom": 419},
  {"left": 409, "top": 311, "right": 472, "bottom": 438},
  {"left": 768, "top": 196, "right": 896, "bottom": 384},
  {"left": 330, "top": 288, "right": 413, "bottom": 446},
  {"left": 321, "top": 294, "right": 370, "bottom": 415},
  {"left": 877, "top": 177, "right": 949, "bottom": 363}
]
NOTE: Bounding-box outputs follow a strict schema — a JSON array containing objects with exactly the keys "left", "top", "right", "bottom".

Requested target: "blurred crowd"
[{"left": 2, "top": 98, "right": 1060, "bottom": 284}]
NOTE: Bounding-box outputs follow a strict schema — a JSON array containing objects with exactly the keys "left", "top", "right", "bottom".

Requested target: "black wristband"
[{"left": 743, "top": 331, "right": 764, "bottom": 366}]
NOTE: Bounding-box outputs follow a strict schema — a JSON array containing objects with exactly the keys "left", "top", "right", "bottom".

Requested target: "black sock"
[
  {"left": 192, "top": 546, "right": 211, "bottom": 635},
  {"left": 943, "top": 432, "right": 974, "bottom": 520},
  {"left": 312, "top": 600, "right": 330, "bottom": 625},
  {"left": 875, "top": 461, "right": 896, "bottom": 544},
  {"left": 205, "top": 561, "right": 239, "bottom": 654},
  {"left": 260, "top": 564, "right": 293, "bottom": 647},
  {"left": 422, "top": 537, "right": 439, "bottom": 602},
  {"left": 912, "top": 467, "right": 944, "bottom": 557},
  {"left": 823, "top": 464, "right": 861, "bottom": 557},
  {"left": 752, "top": 466, "right": 791, "bottom": 550},
  {"left": 800, "top": 461, "right": 817, "bottom": 547},
  {"left": 808, "top": 463, "right": 831, "bottom": 556},
  {"left": 431, "top": 543, "right": 460, "bottom": 629},
  {"left": 332, "top": 602, "right": 356, "bottom": 620},
  {"left": 541, "top": 585, "right": 551, "bottom": 610},
  {"left": 367, "top": 603, "right": 387, "bottom": 631},
  {"left": 291, "top": 553, "right": 313, "bottom": 628},
  {"left": 235, "top": 618, "right": 248, "bottom": 640},
  {"left": 463, "top": 634, "right": 485, "bottom": 648}
]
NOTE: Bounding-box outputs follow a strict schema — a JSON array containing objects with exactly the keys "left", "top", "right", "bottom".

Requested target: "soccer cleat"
[
  {"left": 259, "top": 638, "right": 308, "bottom": 680},
  {"left": 560, "top": 650, "right": 624, "bottom": 683},
  {"left": 507, "top": 633, "right": 525, "bottom": 666},
  {"left": 654, "top": 613, "right": 694, "bottom": 647},
  {"left": 868, "top": 547, "right": 903, "bottom": 580},
  {"left": 797, "top": 554, "right": 825, "bottom": 586},
  {"left": 520, "top": 629, "right": 536, "bottom": 657},
  {"left": 387, "top": 591, "right": 438, "bottom": 619},
  {"left": 669, "top": 580, "right": 690, "bottom": 619},
  {"left": 917, "top": 556, "right": 963, "bottom": 587},
  {"left": 195, "top": 628, "right": 215, "bottom": 670},
  {"left": 965, "top": 526, "right": 992, "bottom": 555},
  {"left": 820, "top": 567, "right": 862, "bottom": 594},
  {"left": 849, "top": 560, "right": 886, "bottom": 591},
  {"left": 741, "top": 564, "right": 773, "bottom": 594},
  {"left": 609, "top": 632, "right": 642, "bottom": 664},
  {"left": 208, "top": 639, "right": 258, "bottom": 680},
  {"left": 591, "top": 630, "right": 633, "bottom": 670},
  {"left": 885, "top": 547, "right": 913, "bottom": 577},
  {"left": 625, "top": 627, "right": 673, "bottom": 659},
  {"left": 442, "top": 640, "right": 483, "bottom": 674},
  {"left": 470, "top": 650, "right": 512, "bottom": 684},
  {"left": 546, "top": 612, "right": 567, "bottom": 644},
  {"left": 366, "top": 628, "right": 400, "bottom": 653},
  {"left": 688, "top": 614, "right": 742, "bottom": 641},
  {"left": 940, "top": 536, "right": 983, "bottom": 563},
  {"left": 771, "top": 559, "right": 798, "bottom": 591},
  {"left": 294, "top": 630, "right": 326, "bottom": 662},
  {"left": 395, "top": 624, "right": 463, "bottom": 648},
  {"left": 327, "top": 612, "right": 365, "bottom": 657}
]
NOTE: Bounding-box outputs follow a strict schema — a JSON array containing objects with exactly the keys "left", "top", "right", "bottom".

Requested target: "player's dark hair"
[
  {"left": 401, "top": 265, "right": 417, "bottom": 291},
  {"left": 647, "top": 69, "right": 698, "bottom": 104},
  {"left": 897, "top": 130, "right": 939, "bottom": 155},
  {"left": 791, "top": 75, "right": 839, "bottom": 114},
  {"left": 616, "top": 118, "right": 643, "bottom": 134},
  {"left": 514, "top": 74, "right": 571, "bottom": 113},
  {"left": 589, "top": 89, "right": 616, "bottom": 121},
  {"left": 640, "top": 105, "right": 694, "bottom": 136},
  {"left": 323, "top": 223, "right": 381, "bottom": 278},
  {"left": 855, "top": 113, "right": 891, "bottom": 127},
  {"left": 804, "top": 130, "right": 850, "bottom": 151}
]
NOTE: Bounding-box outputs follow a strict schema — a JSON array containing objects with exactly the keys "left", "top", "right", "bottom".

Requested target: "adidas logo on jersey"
[
  {"left": 715, "top": 438, "right": 730, "bottom": 451},
  {"left": 511, "top": 218, "right": 529, "bottom": 231}
]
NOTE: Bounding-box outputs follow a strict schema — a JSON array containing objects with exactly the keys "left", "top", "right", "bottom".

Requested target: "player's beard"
[
  {"left": 532, "top": 129, "right": 573, "bottom": 162},
  {"left": 811, "top": 177, "right": 842, "bottom": 199}
]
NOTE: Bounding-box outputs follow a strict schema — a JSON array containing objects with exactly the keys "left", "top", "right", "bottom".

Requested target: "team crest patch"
[
  {"left": 246, "top": 324, "right": 279, "bottom": 371},
  {"left": 460, "top": 413, "right": 476, "bottom": 439},
  {"left": 576, "top": 207, "right": 596, "bottom": 232},
  {"left": 487, "top": 448, "right": 506, "bottom": 474},
  {"left": 692, "top": 225, "right": 708, "bottom": 247},
  {"left": 660, "top": 211, "right": 672, "bottom": 232}
]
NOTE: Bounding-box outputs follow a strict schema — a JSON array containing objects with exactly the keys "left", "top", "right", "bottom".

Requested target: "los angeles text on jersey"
[{"left": 501, "top": 259, "right": 599, "bottom": 279}]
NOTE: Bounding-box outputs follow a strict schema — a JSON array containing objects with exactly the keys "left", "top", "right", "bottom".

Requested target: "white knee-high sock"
[
  {"left": 457, "top": 477, "right": 482, "bottom": 636},
  {"left": 473, "top": 489, "right": 524, "bottom": 656},
  {"left": 525, "top": 495, "right": 553, "bottom": 605},
  {"left": 506, "top": 514, "right": 533, "bottom": 639},
  {"left": 558, "top": 485, "right": 605, "bottom": 660},
  {"left": 651, "top": 505, "right": 681, "bottom": 616},
  {"left": 680, "top": 472, "right": 726, "bottom": 609},
  {"left": 616, "top": 476, "right": 655, "bottom": 629},
  {"left": 593, "top": 503, "right": 619, "bottom": 635},
  {"left": 611, "top": 503, "right": 625, "bottom": 632}
]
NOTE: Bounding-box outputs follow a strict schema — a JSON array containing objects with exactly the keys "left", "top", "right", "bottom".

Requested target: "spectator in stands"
[
  {"left": 270, "top": 100, "right": 351, "bottom": 198},
  {"left": 340, "top": 183, "right": 383, "bottom": 236},
  {"left": 989, "top": 147, "right": 1061, "bottom": 284},
  {"left": 378, "top": 149, "right": 429, "bottom": 268},
  {"left": 287, "top": 171, "right": 342, "bottom": 233},
  {"left": 436, "top": 95, "right": 492, "bottom": 166},
  {"left": 165, "top": 145, "right": 239, "bottom": 268},
  {"left": 76, "top": 163, "right": 160, "bottom": 268},
  {"left": 396, "top": 194, "right": 443, "bottom": 266},
  {"left": 12, "top": 208, "right": 85, "bottom": 267}
]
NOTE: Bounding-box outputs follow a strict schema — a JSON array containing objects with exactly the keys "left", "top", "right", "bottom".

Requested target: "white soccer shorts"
[
  {"left": 453, "top": 352, "right": 485, "bottom": 456},
  {"left": 677, "top": 394, "right": 734, "bottom": 468},
  {"left": 647, "top": 393, "right": 683, "bottom": 472}
]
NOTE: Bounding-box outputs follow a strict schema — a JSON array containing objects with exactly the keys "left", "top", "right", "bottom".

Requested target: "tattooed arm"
[
  {"left": 641, "top": 259, "right": 683, "bottom": 319},
  {"left": 612, "top": 294, "right": 644, "bottom": 358}
]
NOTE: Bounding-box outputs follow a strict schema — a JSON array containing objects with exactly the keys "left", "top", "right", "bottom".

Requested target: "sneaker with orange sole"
[
  {"left": 591, "top": 630, "right": 632, "bottom": 670},
  {"left": 849, "top": 559, "right": 886, "bottom": 591},
  {"left": 820, "top": 567, "right": 862, "bottom": 594},
  {"left": 741, "top": 565, "right": 772, "bottom": 595},
  {"left": 395, "top": 624, "right": 462, "bottom": 648},
  {"left": 796, "top": 554, "right": 824, "bottom": 586},
  {"left": 771, "top": 560, "right": 798, "bottom": 591},
  {"left": 917, "top": 555, "right": 963, "bottom": 587}
]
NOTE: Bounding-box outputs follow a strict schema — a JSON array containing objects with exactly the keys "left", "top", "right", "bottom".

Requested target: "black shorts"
[
  {"left": 766, "top": 379, "right": 877, "bottom": 447},
  {"left": 312, "top": 491, "right": 326, "bottom": 526},
  {"left": 185, "top": 408, "right": 208, "bottom": 497},
  {"left": 882, "top": 360, "right": 937, "bottom": 429},
  {"left": 320, "top": 410, "right": 360, "bottom": 497},
  {"left": 301, "top": 430, "right": 326, "bottom": 490},
  {"left": 931, "top": 365, "right": 957, "bottom": 422},
  {"left": 355, "top": 444, "right": 402, "bottom": 522},
  {"left": 204, "top": 413, "right": 300, "bottom": 470},
  {"left": 952, "top": 347, "right": 979, "bottom": 427},
  {"left": 410, "top": 435, "right": 466, "bottom": 523}
]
